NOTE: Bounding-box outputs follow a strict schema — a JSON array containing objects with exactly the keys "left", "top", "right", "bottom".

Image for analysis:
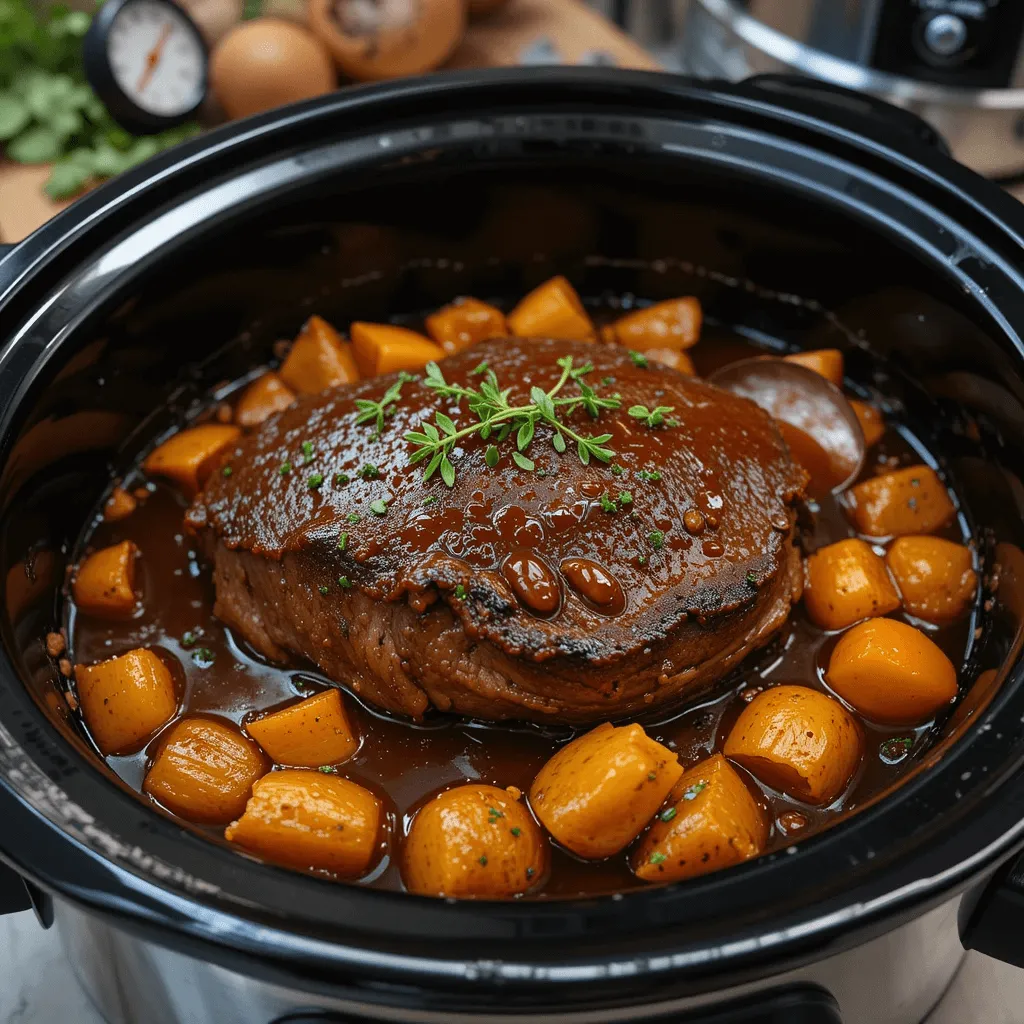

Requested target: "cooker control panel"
[{"left": 870, "top": 0, "right": 1024, "bottom": 88}]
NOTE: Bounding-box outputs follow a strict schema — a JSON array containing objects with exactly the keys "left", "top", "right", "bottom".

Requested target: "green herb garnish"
[
  {"left": 358, "top": 463, "right": 380, "bottom": 481},
  {"left": 347, "top": 513, "right": 360, "bottom": 523},
  {"left": 628, "top": 404, "right": 676, "bottom": 428},
  {"left": 307, "top": 473, "right": 324, "bottom": 490},
  {"left": 222, "top": 466, "right": 232, "bottom": 477},
  {"left": 659, "top": 807, "right": 677, "bottom": 822},
  {"left": 318, "top": 765, "right": 338, "bottom": 774},
  {"left": 648, "top": 530, "right": 665, "bottom": 550},
  {"left": 638, "top": 469, "right": 662, "bottom": 482},
  {"left": 478, "top": 855, "right": 488, "bottom": 867},
  {"left": 454, "top": 584, "right": 467, "bottom": 600},
  {"left": 647, "top": 771, "right": 657, "bottom": 781},
  {"left": 619, "top": 491, "right": 633, "bottom": 506},
  {"left": 369, "top": 498, "right": 388, "bottom": 516},
  {"left": 301, "top": 441, "right": 314, "bottom": 464},
  {"left": 404, "top": 357, "right": 620, "bottom": 487},
  {"left": 610, "top": 463, "right": 624, "bottom": 477},
  {"left": 423, "top": 495, "right": 439, "bottom": 506},
  {"left": 279, "top": 462, "right": 292, "bottom": 475},
  {"left": 599, "top": 492, "right": 618, "bottom": 513},
  {"left": 510, "top": 826, "right": 522, "bottom": 837},
  {"left": 628, "top": 350, "right": 649, "bottom": 368},
  {"left": 181, "top": 630, "right": 199, "bottom": 648},
  {"left": 337, "top": 533, "right": 349, "bottom": 552},
  {"left": 879, "top": 737, "right": 914, "bottom": 763},
  {"left": 334, "top": 472, "right": 350, "bottom": 485},
  {"left": 648, "top": 851, "right": 667, "bottom": 865},
  {"left": 488, "top": 807, "right": 504, "bottom": 822},
  {"left": 191, "top": 647, "right": 215, "bottom": 668},
  {"left": 318, "top": 585, "right": 329, "bottom": 595},
  {"left": 682, "top": 782, "right": 707, "bottom": 801},
  {"left": 338, "top": 576, "right": 351, "bottom": 588},
  {"left": 355, "top": 379, "right": 407, "bottom": 436}
]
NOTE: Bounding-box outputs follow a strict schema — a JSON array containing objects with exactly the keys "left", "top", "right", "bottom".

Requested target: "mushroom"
[{"left": 307, "top": 0, "right": 466, "bottom": 81}]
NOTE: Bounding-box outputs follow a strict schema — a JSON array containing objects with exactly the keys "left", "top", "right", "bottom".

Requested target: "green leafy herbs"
[
  {"left": 307, "top": 473, "right": 324, "bottom": 490},
  {"left": 279, "top": 461, "right": 292, "bottom": 476},
  {"left": 181, "top": 629, "right": 201, "bottom": 648},
  {"left": 221, "top": 466, "right": 232, "bottom": 477},
  {"left": 301, "top": 441, "right": 314, "bottom": 464},
  {"left": 599, "top": 491, "right": 618, "bottom": 514},
  {"left": 405, "top": 357, "right": 621, "bottom": 487},
  {"left": 619, "top": 490, "right": 633, "bottom": 506},
  {"left": 628, "top": 404, "right": 678, "bottom": 428},
  {"left": 334, "top": 472, "right": 350, "bottom": 485},
  {"left": 648, "top": 530, "right": 665, "bottom": 550},
  {"left": 659, "top": 807, "right": 677, "bottom": 823},
  {"left": 648, "top": 851, "right": 667, "bottom": 866},
  {"left": 369, "top": 498, "right": 389, "bottom": 516},
  {"left": 628, "top": 350, "right": 649, "bottom": 368},
  {"left": 358, "top": 463, "right": 380, "bottom": 480},
  {"left": 637, "top": 469, "right": 662, "bottom": 482},
  {"left": 746, "top": 572, "right": 757, "bottom": 587},
  {"left": 422, "top": 495, "right": 439, "bottom": 506},
  {"left": 682, "top": 782, "right": 707, "bottom": 801},
  {"left": 337, "top": 533, "right": 349, "bottom": 552},
  {"left": 318, "top": 765, "right": 338, "bottom": 774},
  {"left": 190, "top": 647, "right": 215, "bottom": 669},
  {"left": 879, "top": 736, "right": 914, "bottom": 764},
  {"left": 487, "top": 806, "right": 503, "bottom": 822},
  {"left": 510, "top": 826, "right": 522, "bottom": 837},
  {"left": 478, "top": 854, "right": 488, "bottom": 867},
  {"left": 454, "top": 584, "right": 467, "bottom": 600},
  {"left": 354, "top": 379, "right": 406, "bottom": 437},
  {"left": 346, "top": 512, "right": 360, "bottom": 523},
  {"left": 338, "top": 575, "right": 352, "bottom": 588},
  {"left": 0, "top": 0, "right": 201, "bottom": 198},
  {"left": 318, "top": 585, "right": 329, "bottom": 595}
]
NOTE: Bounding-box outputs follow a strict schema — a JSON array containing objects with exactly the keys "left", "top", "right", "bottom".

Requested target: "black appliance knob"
[{"left": 921, "top": 13, "right": 969, "bottom": 59}]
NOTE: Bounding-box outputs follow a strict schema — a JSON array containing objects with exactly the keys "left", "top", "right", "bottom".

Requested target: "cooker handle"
[
  {"left": 739, "top": 74, "right": 951, "bottom": 155},
  {"left": 961, "top": 849, "right": 1024, "bottom": 968},
  {"left": 0, "top": 858, "right": 32, "bottom": 916}
]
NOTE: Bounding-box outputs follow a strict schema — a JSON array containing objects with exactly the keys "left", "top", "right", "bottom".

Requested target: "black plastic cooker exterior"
[{"left": 3, "top": 68, "right": 1024, "bottom": 1023}]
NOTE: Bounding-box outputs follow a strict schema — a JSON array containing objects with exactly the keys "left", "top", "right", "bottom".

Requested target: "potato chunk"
[
  {"left": 76, "top": 648, "right": 177, "bottom": 755},
  {"left": 886, "top": 536, "right": 977, "bottom": 624},
  {"left": 225, "top": 769, "right": 382, "bottom": 876},
  {"left": 602, "top": 297, "right": 701, "bottom": 352},
  {"left": 144, "top": 717, "right": 267, "bottom": 824},
  {"left": 632, "top": 754, "right": 766, "bottom": 883},
  {"left": 247, "top": 689, "right": 358, "bottom": 767},
  {"left": 72, "top": 540, "right": 138, "bottom": 618},
  {"left": 724, "top": 686, "right": 862, "bottom": 806},
  {"left": 142, "top": 424, "right": 241, "bottom": 497},
  {"left": 826, "top": 618, "right": 958, "bottom": 725},
  {"left": 529, "top": 722, "right": 683, "bottom": 859},
  {"left": 803, "top": 538, "right": 901, "bottom": 631},
  {"left": 350, "top": 322, "right": 443, "bottom": 377},
  {"left": 402, "top": 784, "right": 548, "bottom": 897},
  {"left": 234, "top": 372, "right": 296, "bottom": 428},
  {"left": 425, "top": 297, "right": 508, "bottom": 355},
  {"left": 645, "top": 348, "right": 696, "bottom": 374},
  {"left": 850, "top": 400, "right": 885, "bottom": 447},
  {"left": 507, "top": 275, "right": 595, "bottom": 342},
  {"left": 847, "top": 465, "right": 954, "bottom": 538},
  {"left": 279, "top": 315, "right": 359, "bottom": 394},
  {"left": 782, "top": 349, "right": 844, "bottom": 387}
]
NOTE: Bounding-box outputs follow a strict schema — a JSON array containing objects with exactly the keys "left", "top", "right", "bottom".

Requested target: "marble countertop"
[{"left": 2, "top": 908, "right": 1024, "bottom": 1024}]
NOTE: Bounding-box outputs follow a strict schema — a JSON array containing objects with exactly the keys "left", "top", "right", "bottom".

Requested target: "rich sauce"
[{"left": 67, "top": 325, "right": 974, "bottom": 899}]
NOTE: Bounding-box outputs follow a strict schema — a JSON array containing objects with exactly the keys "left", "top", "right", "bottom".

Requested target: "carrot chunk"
[
  {"left": 803, "top": 538, "right": 901, "bottom": 631},
  {"left": 103, "top": 487, "right": 137, "bottom": 522},
  {"left": 850, "top": 400, "right": 885, "bottom": 447},
  {"left": 279, "top": 315, "right": 360, "bottom": 393},
  {"left": 886, "top": 536, "right": 977, "bottom": 624},
  {"left": 247, "top": 689, "right": 358, "bottom": 767},
  {"left": 142, "top": 424, "right": 241, "bottom": 497},
  {"left": 507, "top": 275, "right": 595, "bottom": 342},
  {"left": 826, "top": 618, "right": 958, "bottom": 724},
  {"left": 632, "top": 754, "right": 766, "bottom": 883},
  {"left": 782, "top": 349, "right": 844, "bottom": 387},
  {"left": 425, "top": 297, "right": 508, "bottom": 355},
  {"left": 723, "top": 685, "right": 863, "bottom": 806},
  {"left": 72, "top": 540, "right": 138, "bottom": 618},
  {"left": 234, "top": 372, "right": 296, "bottom": 428},
  {"left": 225, "top": 769, "right": 382, "bottom": 876},
  {"left": 847, "top": 465, "right": 954, "bottom": 538},
  {"left": 350, "top": 322, "right": 444, "bottom": 377},
  {"left": 403, "top": 784, "right": 548, "bottom": 897},
  {"left": 75, "top": 648, "right": 177, "bottom": 755},
  {"left": 529, "top": 722, "right": 683, "bottom": 859},
  {"left": 603, "top": 297, "right": 702, "bottom": 351},
  {"left": 143, "top": 716, "right": 268, "bottom": 824}
]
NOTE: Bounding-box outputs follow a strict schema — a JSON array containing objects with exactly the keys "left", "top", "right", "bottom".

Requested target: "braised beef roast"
[{"left": 186, "top": 339, "right": 807, "bottom": 723}]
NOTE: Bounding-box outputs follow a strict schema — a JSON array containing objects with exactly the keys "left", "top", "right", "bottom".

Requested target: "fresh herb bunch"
[
  {"left": 0, "top": 0, "right": 200, "bottom": 199},
  {"left": 405, "top": 356, "right": 622, "bottom": 486}
]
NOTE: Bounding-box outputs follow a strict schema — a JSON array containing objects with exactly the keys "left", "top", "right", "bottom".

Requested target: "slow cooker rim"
[{"left": 3, "top": 67, "right": 1024, "bottom": 1008}]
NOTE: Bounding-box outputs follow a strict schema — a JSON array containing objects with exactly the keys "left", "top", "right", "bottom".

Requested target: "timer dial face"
[{"left": 107, "top": 0, "right": 205, "bottom": 118}]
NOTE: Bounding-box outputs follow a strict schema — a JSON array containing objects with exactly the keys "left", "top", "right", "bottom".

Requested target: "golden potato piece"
[
  {"left": 234, "top": 372, "right": 296, "bottom": 428},
  {"left": 782, "top": 349, "right": 844, "bottom": 387},
  {"left": 724, "top": 686, "right": 863, "bottom": 806},
  {"left": 226, "top": 769, "right": 382, "bottom": 877},
  {"left": 402, "top": 784, "right": 548, "bottom": 898},
  {"left": 529, "top": 722, "right": 683, "bottom": 859},
  {"left": 885, "top": 536, "right": 977, "bottom": 624},
  {"left": 350, "top": 322, "right": 444, "bottom": 377},
  {"left": 144, "top": 717, "right": 267, "bottom": 824},
  {"left": 72, "top": 540, "right": 138, "bottom": 618},
  {"left": 850, "top": 400, "right": 885, "bottom": 447},
  {"left": 803, "top": 538, "right": 901, "bottom": 631},
  {"left": 507, "top": 276, "right": 595, "bottom": 342},
  {"left": 143, "top": 424, "right": 241, "bottom": 497},
  {"left": 633, "top": 754, "right": 766, "bottom": 883},
  {"left": 603, "top": 297, "right": 701, "bottom": 352},
  {"left": 826, "top": 618, "right": 958, "bottom": 725},
  {"left": 425, "top": 297, "right": 508, "bottom": 355},
  {"left": 247, "top": 689, "right": 358, "bottom": 767},
  {"left": 847, "top": 465, "right": 954, "bottom": 538},
  {"left": 76, "top": 648, "right": 177, "bottom": 755},
  {"left": 279, "top": 315, "right": 359, "bottom": 394}
]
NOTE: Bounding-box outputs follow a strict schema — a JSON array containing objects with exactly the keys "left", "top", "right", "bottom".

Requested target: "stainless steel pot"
[{"left": 3, "top": 68, "right": 1024, "bottom": 1024}]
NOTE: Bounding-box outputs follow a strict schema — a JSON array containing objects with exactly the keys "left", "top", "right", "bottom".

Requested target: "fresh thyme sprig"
[
  {"left": 404, "top": 356, "right": 621, "bottom": 486},
  {"left": 628, "top": 404, "right": 678, "bottom": 428},
  {"left": 354, "top": 376, "right": 410, "bottom": 437}
]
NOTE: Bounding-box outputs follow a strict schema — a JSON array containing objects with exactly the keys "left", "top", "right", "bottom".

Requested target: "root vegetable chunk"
[
  {"left": 235, "top": 372, "right": 296, "bottom": 428},
  {"left": 850, "top": 400, "right": 885, "bottom": 447},
  {"left": 529, "top": 722, "right": 683, "bottom": 859},
  {"left": 886, "top": 536, "right": 977, "bottom": 624},
  {"left": 403, "top": 784, "right": 548, "bottom": 898},
  {"left": 279, "top": 315, "right": 359, "bottom": 394},
  {"left": 644, "top": 348, "right": 696, "bottom": 375},
  {"left": 507, "top": 276, "right": 595, "bottom": 342},
  {"left": 803, "top": 538, "right": 901, "bottom": 631},
  {"left": 782, "top": 349, "right": 844, "bottom": 387},
  {"left": 225, "top": 769, "right": 382, "bottom": 876},
  {"left": 76, "top": 648, "right": 177, "bottom": 755},
  {"left": 350, "top": 322, "right": 444, "bottom": 377},
  {"left": 425, "top": 298, "right": 508, "bottom": 355},
  {"left": 603, "top": 297, "right": 702, "bottom": 352},
  {"left": 826, "top": 618, "right": 958, "bottom": 725},
  {"left": 724, "top": 686, "right": 863, "bottom": 806},
  {"left": 247, "top": 689, "right": 358, "bottom": 767},
  {"left": 143, "top": 424, "right": 241, "bottom": 497},
  {"left": 144, "top": 717, "right": 267, "bottom": 824},
  {"left": 73, "top": 540, "right": 138, "bottom": 618},
  {"left": 847, "top": 465, "right": 954, "bottom": 538},
  {"left": 633, "top": 754, "right": 766, "bottom": 883}
]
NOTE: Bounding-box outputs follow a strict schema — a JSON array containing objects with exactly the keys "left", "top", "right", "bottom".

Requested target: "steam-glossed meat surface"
[{"left": 186, "top": 338, "right": 807, "bottom": 722}]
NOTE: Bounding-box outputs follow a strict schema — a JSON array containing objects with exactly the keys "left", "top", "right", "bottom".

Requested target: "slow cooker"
[
  {"left": 682, "top": 0, "right": 1024, "bottom": 181},
  {"left": 4, "top": 67, "right": 1024, "bottom": 1024}
]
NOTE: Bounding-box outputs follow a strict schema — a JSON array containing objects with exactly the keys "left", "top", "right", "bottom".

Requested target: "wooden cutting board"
[{"left": 0, "top": 0, "right": 657, "bottom": 244}]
